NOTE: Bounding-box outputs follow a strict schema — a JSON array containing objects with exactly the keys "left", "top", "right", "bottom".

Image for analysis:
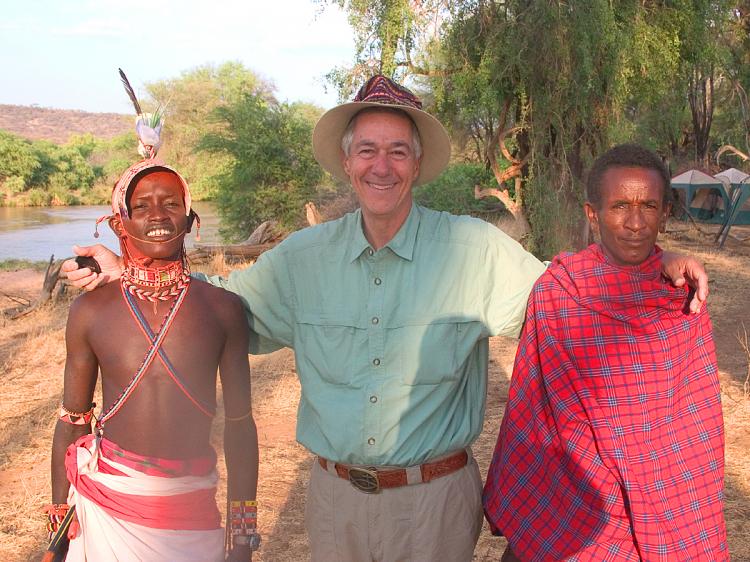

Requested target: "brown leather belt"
[{"left": 318, "top": 450, "right": 469, "bottom": 494}]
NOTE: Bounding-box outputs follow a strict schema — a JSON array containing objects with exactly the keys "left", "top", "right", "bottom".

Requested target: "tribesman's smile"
[
  {"left": 145, "top": 226, "right": 175, "bottom": 238},
  {"left": 114, "top": 170, "right": 190, "bottom": 262}
]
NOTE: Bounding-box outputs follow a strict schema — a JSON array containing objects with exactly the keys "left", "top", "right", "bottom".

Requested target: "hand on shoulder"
[{"left": 61, "top": 245, "right": 123, "bottom": 291}]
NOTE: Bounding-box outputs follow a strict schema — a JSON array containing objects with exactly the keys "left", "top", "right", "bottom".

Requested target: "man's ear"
[
  {"left": 341, "top": 149, "right": 352, "bottom": 176},
  {"left": 109, "top": 216, "right": 125, "bottom": 238},
  {"left": 584, "top": 202, "right": 599, "bottom": 235}
]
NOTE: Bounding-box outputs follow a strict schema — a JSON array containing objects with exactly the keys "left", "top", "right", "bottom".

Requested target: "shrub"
[
  {"left": 25, "top": 188, "right": 52, "bottom": 206},
  {"left": 413, "top": 163, "right": 505, "bottom": 216}
]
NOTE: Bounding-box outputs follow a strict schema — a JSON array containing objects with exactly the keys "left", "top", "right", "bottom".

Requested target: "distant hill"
[{"left": 0, "top": 104, "right": 131, "bottom": 144}]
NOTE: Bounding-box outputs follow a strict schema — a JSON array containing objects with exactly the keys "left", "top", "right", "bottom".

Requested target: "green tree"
[
  {"left": 199, "top": 94, "right": 323, "bottom": 240},
  {"left": 320, "top": 0, "right": 444, "bottom": 98},
  {"left": 413, "top": 163, "right": 499, "bottom": 215},
  {"left": 0, "top": 131, "right": 39, "bottom": 185},
  {"left": 324, "top": 0, "right": 738, "bottom": 257},
  {"left": 145, "top": 62, "right": 275, "bottom": 200},
  {"left": 28, "top": 141, "right": 94, "bottom": 191}
]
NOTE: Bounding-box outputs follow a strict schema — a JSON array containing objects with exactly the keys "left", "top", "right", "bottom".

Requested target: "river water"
[{"left": 0, "top": 202, "right": 221, "bottom": 261}]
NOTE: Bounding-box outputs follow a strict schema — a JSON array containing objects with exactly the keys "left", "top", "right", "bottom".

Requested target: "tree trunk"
[{"left": 688, "top": 65, "right": 714, "bottom": 167}]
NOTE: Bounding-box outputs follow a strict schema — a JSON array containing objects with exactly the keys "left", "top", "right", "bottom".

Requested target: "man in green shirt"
[{"left": 63, "top": 75, "right": 708, "bottom": 561}]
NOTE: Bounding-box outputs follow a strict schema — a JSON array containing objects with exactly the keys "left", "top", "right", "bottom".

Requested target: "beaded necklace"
[{"left": 121, "top": 259, "right": 191, "bottom": 303}]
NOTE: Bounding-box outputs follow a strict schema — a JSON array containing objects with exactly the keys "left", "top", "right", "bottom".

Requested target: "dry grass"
[{"left": 0, "top": 225, "right": 748, "bottom": 561}]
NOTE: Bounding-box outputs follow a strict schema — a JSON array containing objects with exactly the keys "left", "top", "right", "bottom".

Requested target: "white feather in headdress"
[
  {"left": 119, "top": 68, "right": 167, "bottom": 159},
  {"left": 135, "top": 115, "right": 164, "bottom": 158}
]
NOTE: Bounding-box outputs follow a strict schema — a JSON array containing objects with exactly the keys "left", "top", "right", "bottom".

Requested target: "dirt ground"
[{"left": 0, "top": 223, "right": 748, "bottom": 561}]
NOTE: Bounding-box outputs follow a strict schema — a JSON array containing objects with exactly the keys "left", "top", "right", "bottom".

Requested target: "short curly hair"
[{"left": 586, "top": 144, "right": 671, "bottom": 207}]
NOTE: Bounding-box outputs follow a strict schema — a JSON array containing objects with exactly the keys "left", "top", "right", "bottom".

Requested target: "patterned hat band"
[{"left": 353, "top": 75, "right": 422, "bottom": 110}]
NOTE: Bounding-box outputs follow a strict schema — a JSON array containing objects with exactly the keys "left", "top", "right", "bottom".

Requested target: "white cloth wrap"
[{"left": 65, "top": 438, "right": 224, "bottom": 562}]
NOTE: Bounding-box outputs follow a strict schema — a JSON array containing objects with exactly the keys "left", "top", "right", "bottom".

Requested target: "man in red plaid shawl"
[{"left": 483, "top": 144, "right": 727, "bottom": 561}]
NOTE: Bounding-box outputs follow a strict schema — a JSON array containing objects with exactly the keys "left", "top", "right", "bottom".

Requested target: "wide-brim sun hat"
[{"left": 313, "top": 75, "right": 451, "bottom": 186}]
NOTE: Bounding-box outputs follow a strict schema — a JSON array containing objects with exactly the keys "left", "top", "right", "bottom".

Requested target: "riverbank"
[
  {"left": 0, "top": 185, "right": 109, "bottom": 208},
  {"left": 0, "top": 259, "right": 49, "bottom": 272},
  {"left": 0, "top": 201, "right": 221, "bottom": 262},
  {"left": 0, "top": 225, "right": 748, "bottom": 561}
]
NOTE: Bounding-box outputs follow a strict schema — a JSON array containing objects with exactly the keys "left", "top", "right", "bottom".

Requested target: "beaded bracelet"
[
  {"left": 230, "top": 500, "right": 257, "bottom": 534},
  {"left": 228, "top": 500, "right": 261, "bottom": 552},
  {"left": 42, "top": 503, "right": 75, "bottom": 541}
]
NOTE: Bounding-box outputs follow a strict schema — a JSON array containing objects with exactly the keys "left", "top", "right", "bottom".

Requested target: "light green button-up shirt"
[{"left": 202, "top": 203, "right": 545, "bottom": 466}]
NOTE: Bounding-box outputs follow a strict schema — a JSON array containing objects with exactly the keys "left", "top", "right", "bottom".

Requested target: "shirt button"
[
  {"left": 367, "top": 437, "right": 376, "bottom": 445},
  {"left": 372, "top": 358, "right": 381, "bottom": 366},
  {"left": 367, "top": 248, "right": 374, "bottom": 256},
  {"left": 374, "top": 278, "right": 381, "bottom": 285},
  {"left": 371, "top": 317, "right": 379, "bottom": 325},
  {"left": 370, "top": 395, "right": 378, "bottom": 403}
]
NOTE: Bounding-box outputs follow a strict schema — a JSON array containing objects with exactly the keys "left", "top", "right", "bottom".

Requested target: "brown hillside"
[{"left": 0, "top": 104, "right": 130, "bottom": 144}]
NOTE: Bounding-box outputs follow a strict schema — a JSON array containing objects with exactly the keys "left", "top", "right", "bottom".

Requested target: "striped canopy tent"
[{"left": 671, "top": 169, "right": 730, "bottom": 224}]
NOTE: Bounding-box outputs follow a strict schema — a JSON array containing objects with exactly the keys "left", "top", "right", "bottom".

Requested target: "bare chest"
[{"left": 88, "top": 291, "right": 225, "bottom": 390}]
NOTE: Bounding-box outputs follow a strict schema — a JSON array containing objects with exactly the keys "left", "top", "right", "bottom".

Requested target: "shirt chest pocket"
[
  {"left": 392, "top": 320, "right": 475, "bottom": 386},
  {"left": 295, "top": 311, "right": 366, "bottom": 385}
]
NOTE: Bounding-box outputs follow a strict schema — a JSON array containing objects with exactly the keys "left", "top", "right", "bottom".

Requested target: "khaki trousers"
[{"left": 304, "top": 453, "right": 483, "bottom": 562}]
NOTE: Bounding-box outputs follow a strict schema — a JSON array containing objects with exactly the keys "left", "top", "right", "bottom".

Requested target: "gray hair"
[{"left": 341, "top": 107, "right": 422, "bottom": 160}]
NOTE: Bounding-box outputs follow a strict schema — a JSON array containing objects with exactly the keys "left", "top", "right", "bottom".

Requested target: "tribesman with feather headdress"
[{"left": 44, "top": 70, "right": 260, "bottom": 562}]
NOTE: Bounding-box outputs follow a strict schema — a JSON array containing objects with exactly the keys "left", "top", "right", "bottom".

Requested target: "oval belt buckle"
[{"left": 348, "top": 466, "right": 380, "bottom": 493}]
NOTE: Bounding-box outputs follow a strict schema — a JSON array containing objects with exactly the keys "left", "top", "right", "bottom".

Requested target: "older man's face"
[
  {"left": 342, "top": 110, "right": 420, "bottom": 229},
  {"left": 585, "top": 166, "right": 670, "bottom": 266}
]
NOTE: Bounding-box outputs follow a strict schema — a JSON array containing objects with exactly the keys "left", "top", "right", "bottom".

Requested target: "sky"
[{"left": 0, "top": 0, "right": 356, "bottom": 114}]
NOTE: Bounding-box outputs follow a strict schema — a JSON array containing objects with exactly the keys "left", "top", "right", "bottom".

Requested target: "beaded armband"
[
  {"left": 59, "top": 403, "right": 96, "bottom": 425},
  {"left": 229, "top": 500, "right": 261, "bottom": 552}
]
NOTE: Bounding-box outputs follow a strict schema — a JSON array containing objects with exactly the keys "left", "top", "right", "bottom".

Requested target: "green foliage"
[
  {"left": 67, "top": 133, "right": 99, "bottom": 159},
  {"left": 325, "top": 0, "right": 748, "bottom": 256},
  {"left": 48, "top": 183, "right": 81, "bottom": 205},
  {"left": 0, "top": 131, "right": 39, "bottom": 183},
  {"left": 320, "top": 0, "right": 440, "bottom": 99},
  {"left": 89, "top": 133, "right": 138, "bottom": 182},
  {"left": 414, "top": 163, "right": 499, "bottom": 215},
  {"left": 1, "top": 175, "right": 26, "bottom": 195},
  {"left": 145, "top": 62, "right": 274, "bottom": 200},
  {"left": 28, "top": 142, "right": 95, "bottom": 191},
  {"left": 199, "top": 93, "right": 324, "bottom": 240},
  {"left": 24, "top": 187, "right": 52, "bottom": 206},
  {"left": 0, "top": 130, "right": 120, "bottom": 205}
]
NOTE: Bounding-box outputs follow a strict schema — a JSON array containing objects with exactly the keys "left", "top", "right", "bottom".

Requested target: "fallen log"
[
  {"left": 188, "top": 242, "right": 279, "bottom": 263},
  {"left": 9, "top": 255, "right": 64, "bottom": 319}
]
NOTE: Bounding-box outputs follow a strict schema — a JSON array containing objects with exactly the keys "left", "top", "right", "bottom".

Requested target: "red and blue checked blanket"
[{"left": 483, "top": 244, "right": 727, "bottom": 562}]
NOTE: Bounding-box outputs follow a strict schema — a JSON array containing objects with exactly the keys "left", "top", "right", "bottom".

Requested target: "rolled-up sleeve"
[{"left": 481, "top": 226, "right": 546, "bottom": 339}]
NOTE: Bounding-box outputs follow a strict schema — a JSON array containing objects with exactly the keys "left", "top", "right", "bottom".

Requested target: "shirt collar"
[{"left": 348, "top": 203, "right": 421, "bottom": 263}]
